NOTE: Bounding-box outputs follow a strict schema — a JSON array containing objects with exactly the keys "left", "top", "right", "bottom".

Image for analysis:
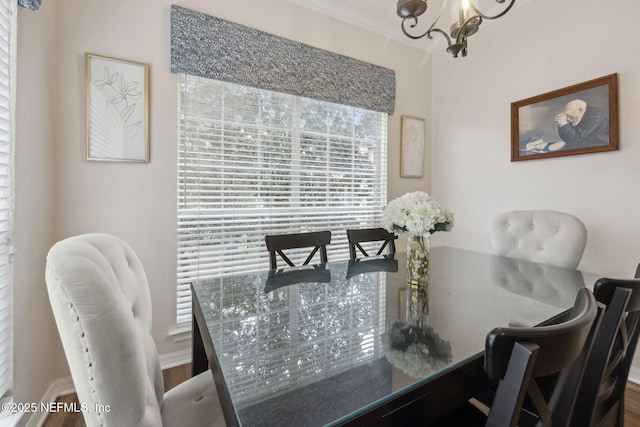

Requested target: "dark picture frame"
[{"left": 511, "top": 74, "right": 618, "bottom": 162}]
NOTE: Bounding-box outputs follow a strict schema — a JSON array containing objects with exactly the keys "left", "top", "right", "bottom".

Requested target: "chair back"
[
  {"left": 265, "top": 231, "right": 331, "bottom": 270},
  {"left": 346, "top": 227, "right": 397, "bottom": 260},
  {"left": 491, "top": 210, "right": 587, "bottom": 269},
  {"left": 484, "top": 288, "right": 599, "bottom": 427},
  {"left": 45, "top": 234, "right": 164, "bottom": 427},
  {"left": 567, "top": 276, "right": 640, "bottom": 427}
]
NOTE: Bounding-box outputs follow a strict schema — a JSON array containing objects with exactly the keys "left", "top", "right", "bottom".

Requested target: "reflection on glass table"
[
  {"left": 489, "top": 255, "right": 588, "bottom": 327},
  {"left": 382, "top": 284, "right": 452, "bottom": 379},
  {"left": 345, "top": 255, "right": 398, "bottom": 279},
  {"left": 264, "top": 264, "right": 331, "bottom": 293},
  {"left": 191, "top": 247, "right": 601, "bottom": 427}
]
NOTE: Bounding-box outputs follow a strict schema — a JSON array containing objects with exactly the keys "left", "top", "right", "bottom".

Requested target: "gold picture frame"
[
  {"left": 511, "top": 74, "right": 618, "bottom": 162},
  {"left": 400, "top": 115, "right": 425, "bottom": 178},
  {"left": 85, "top": 53, "right": 150, "bottom": 162}
]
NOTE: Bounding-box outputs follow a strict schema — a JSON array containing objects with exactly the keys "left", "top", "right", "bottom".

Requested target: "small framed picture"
[
  {"left": 511, "top": 74, "right": 618, "bottom": 162},
  {"left": 400, "top": 115, "right": 425, "bottom": 177},
  {"left": 86, "top": 53, "right": 150, "bottom": 162}
]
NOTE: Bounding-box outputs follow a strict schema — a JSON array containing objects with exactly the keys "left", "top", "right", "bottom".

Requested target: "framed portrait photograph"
[
  {"left": 86, "top": 53, "right": 150, "bottom": 162},
  {"left": 511, "top": 74, "right": 618, "bottom": 162},
  {"left": 400, "top": 115, "right": 425, "bottom": 177}
]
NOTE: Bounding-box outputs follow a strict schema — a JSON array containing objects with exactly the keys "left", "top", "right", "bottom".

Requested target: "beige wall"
[
  {"left": 20, "top": 0, "right": 640, "bottom": 419},
  {"left": 14, "top": 0, "right": 431, "bottom": 418},
  {"left": 14, "top": 0, "right": 58, "bottom": 416},
  {"left": 430, "top": 0, "right": 640, "bottom": 362}
]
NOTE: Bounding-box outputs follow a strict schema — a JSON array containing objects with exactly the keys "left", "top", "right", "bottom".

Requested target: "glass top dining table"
[{"left": 190, "top": 246, "right": 601, "bottom": 427}]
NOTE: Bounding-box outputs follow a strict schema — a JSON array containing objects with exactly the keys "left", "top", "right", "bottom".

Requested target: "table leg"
[
  {"left": 191, "top": 288, "right": 240, "bottom": 427},
  {"left": 192, "top": 306, "right": 208, "bottom": 376}
]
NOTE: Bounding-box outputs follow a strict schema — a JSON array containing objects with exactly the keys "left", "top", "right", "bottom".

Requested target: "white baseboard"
[
  {"left": 22, "top": 375, "right": 74, "bottom": 427},
  {"left": 22, "top": 349, "right": 192, "bottom": 427}
]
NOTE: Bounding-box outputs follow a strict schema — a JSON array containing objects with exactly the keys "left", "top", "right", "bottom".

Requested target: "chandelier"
[{"left": 397, "top": 0, "right": 516, "bottom": 58}]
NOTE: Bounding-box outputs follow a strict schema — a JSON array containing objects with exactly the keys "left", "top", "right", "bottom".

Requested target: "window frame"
[
  {"left": 176, "top": 75, "right": 388, "bottom": 326},
  {"left": 0, "top": 0, "right": 16, "bottom": 409}
]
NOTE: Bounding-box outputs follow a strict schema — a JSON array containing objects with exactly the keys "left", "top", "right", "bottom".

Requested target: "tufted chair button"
[
  {"left": 195, "top": 394, "right": 204, "bottom": 402},
  {"left": 539, "top": 245, "right": 544, "bottom": 251}
]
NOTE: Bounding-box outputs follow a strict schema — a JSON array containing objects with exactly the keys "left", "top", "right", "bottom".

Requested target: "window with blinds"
[
  {"left": 177, "top": 74, "right": 388, "bottom": 325},
  {"left": 0, "top": 0, "right": 14, "bottom": 409}
]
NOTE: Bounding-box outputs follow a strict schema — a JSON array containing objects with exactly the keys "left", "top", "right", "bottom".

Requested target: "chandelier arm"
[
  {"left": 428, "top": 0, "right": 448, "bottom": 34},
  {"left": 468, "top": 0, "right": 516, "bottom": 20},
  {"left": 428, "top": 28, "right": 452, "bottom": 46},
  {"left": 400, "top": 17, "right": 432, "bottom": 40},
  {"left": 400, "top": 19, "right": 452, "bottom": 46},
  {"left": 400, "top": 0, "right": 450, "bottom": 43}
]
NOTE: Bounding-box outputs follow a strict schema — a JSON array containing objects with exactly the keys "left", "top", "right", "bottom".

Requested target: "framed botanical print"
[
  {"left": 400, "top": 115, "right": 425, "bottom": 177},
  {"left": 86, "top": 53, "right": 150, "bottom": 162}
]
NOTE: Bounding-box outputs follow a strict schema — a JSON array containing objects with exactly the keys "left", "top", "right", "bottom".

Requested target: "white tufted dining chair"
[
  {"left": 45, "top": 233, "right": 226, "bottom": 427},
  {"left": 491, "top": 210, "right": 587, "bottom": 269}
]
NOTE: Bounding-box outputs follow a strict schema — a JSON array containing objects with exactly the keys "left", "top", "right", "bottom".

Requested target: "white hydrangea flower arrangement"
[
  {"left": 380, "top": 192, "right": 455, "bottom": 377},
  {"left": 382, "top": 191, "right": 454, "bottom": 237}
]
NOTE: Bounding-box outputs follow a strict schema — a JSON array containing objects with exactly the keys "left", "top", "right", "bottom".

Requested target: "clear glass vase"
[
  {"left": 407, "top": 234, "right": 430, "bottom": 290},
  {"left": 407, "top": 277, "right": 429, "bottom": 328}
]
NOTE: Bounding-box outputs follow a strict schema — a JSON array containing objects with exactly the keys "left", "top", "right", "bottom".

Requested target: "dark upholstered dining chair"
[
  {"left": 566, "top": 275, "right": 640, "bottom": 427},
  {"left": 430, "top": 288, "right": 599, "bottom": 427},
  {"left": 265, "top": 230, "right": 331, "bottom": 270},
  {"left": 346, "top": 227, "right": 396, "bottom": 261}
]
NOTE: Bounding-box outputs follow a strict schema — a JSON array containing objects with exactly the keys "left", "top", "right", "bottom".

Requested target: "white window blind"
[
  {"left": 177, "top": 75, "right": 388, "bottom": 325},
  {"left": 0, "top": 0, "right": 15, "bottom": 409}
]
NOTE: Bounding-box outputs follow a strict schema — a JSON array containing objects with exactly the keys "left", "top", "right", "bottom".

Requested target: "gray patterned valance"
[
  {"left": 18, "top": 0, "right": 41, "bottom": 10},
  {"left": 170, "top": 5, "right": 395, "bottom": 115}
]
